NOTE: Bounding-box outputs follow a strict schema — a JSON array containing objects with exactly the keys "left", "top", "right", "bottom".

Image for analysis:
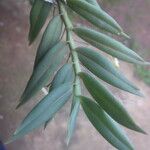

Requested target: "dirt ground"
[{"left": 0, "top": 0, "right": 150, "bottom": 150}]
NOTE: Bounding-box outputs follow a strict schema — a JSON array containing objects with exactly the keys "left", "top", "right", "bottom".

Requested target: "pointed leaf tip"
[
  {"left": 79, "top": 72, "right": 145, "bottom": 134},
  {"left": 29, "top": 0, "right": 52, "bottom": 44},
  {"left": 80, "top": 96, "right": 134, "bottom": 150},
  {"left": 9, "top": 83, "right": 73, "bottom": 143}
]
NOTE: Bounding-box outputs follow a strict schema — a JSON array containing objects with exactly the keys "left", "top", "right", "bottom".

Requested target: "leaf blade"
[
  {"left": 76, "top": 47, "right": 143, "bottom": 96},
  {"left": 45, "top": 63, "right": 75, "bottom": 128},
  {"left": 80, "top": 96, "right": 134, "bottom": 150},
  {"left": 77, "top": 47, "right": 139, "bottom": 90},
  {"left": 18, "top": 42, "right": 68, "bottom": 107},
  {"left": 67, "top": 96, "right": 80, "bottom": 145},
  {"left": 86, "top": 0, "right": 101, "bottom": 9},
  {"left": 29, "top": 0, "right": 52, "bottom": 44},
  {"left": 67, "top": 0, "right": 122, "bottom": 31},
  {"left": 79, "top": 72, "right": 145, "bottom": 133},
  {"left": 34, "top": 15, "right": 63, "bottom": 67},
  {"left": 9, "top": 83, "right": 72, "bottom": 143},
  {"left": 49, "top": 63, "right": 75, "bottom": 91},
  {"left": 73, "top": 27, "right": 144, "bottom": 62}
]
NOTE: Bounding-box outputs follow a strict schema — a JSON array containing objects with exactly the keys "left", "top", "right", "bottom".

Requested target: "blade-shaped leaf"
[
  {"left": 76, "top": 47, "right": 143, "bottom": 95},
  {"left": 45, "top": 63, "right": 74, "bottom": 128},
  {"left": 79, "top": 72, "right": 145, "bottom": 133},
  {"left": 84, "top": 0, "right": 128, "bottom": 37},
  {"left": 49, "top": 63, "right": 75, "bottom": 91},
  {"left": 83, "top": 40, "right": 147, "bottom": 64},
  {"left": 74, "top": 0, "right": 129, "bottom": 38},
  {"left": 67, "top": 0, "right": 122, "bottom": 31},
  {"left": 86, "top": 0, "right": 101, "bottom": 9},
  {"left": 67, "top": 96, "right": 80, "bottom": 145},
  {"left": 18, "top": 42, "right": 68, "bottom": 107},
  {"left": 29, "top": 0, "right": 52, "bottom": 44},
  {"left": 76, "top": 47, "right": 139, "bottom": 89},
  {"left": 73, "top": 27, "right": 144, "bottom": 62},
  {"left": 80, "top": 96, "right": 134, "bottom": 150},
  {"left": 7, "top": 83, "right": 72, "bottom": 143},
  {"left": 75, "top": 8, "right": 121, "bottom": 36},
  {"left": 34, "top": 15, "right": 63, "bottom": 67}
]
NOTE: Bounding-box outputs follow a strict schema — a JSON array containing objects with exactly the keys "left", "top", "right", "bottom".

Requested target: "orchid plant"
[{"left": 7, "top": 0, "right": 149, "bottom": 149}]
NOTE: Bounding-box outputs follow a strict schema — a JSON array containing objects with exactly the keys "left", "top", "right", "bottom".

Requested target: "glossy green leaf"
[
  {"left": 67, "top": 0, "right": 122, "bottom": 31},
  {"left": 76, "top": 47, "right": 143, "bottom": 95},
  {"left": 80, "top": 96, "right": 134, "bottom": 150},
  {"left": 79, "top": 72, "right": 145, "bottom": 133},
  {"left": 49, "top": 63, "right": 75, "bottom": 92},
  {"left": 7, "top": 83, "right": 72, "bottom": 143},
  {"left": 34, "top": 15, "right": 63, "bottom": 67},
  {"left": 73, "top": 27, "right": 144, "bottom": 62},
  {"left": 67, "top": 96, "right": 80, "bottom": 145},
  {"left": 18, "top": 42, "right": 68, "bottom": 107},
  {"left": 29, "top": 0, "right": 52, "bottom": 44}
]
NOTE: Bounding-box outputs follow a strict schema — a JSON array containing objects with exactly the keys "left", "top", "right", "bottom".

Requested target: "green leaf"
[
  {"left": 84, "top": 0, "right": 130, "bottom": 38},
  {"left": 18, "top": 42, "right": 68, "bottom": 107},
  {"left": 79, "top": 72, "right": 145, "bottom": 133},
  {"left": 67, "top": 0, "right": 122, "bottom": 32},
  {"left": 73, "top": 27, "right": 144, "bottom": 62},
  {"left": 86, "top": 0, "right": 101, "bottom": 9},
  {"left": 7, "top": 83, "right": 72, "bottom": 143},
  {"left": 80, "top": 96, "right": 134, "bottom": 150},
  {"left": 85, "top": 41, "right": 147, "bottom": 64},
  {"left": 49, "top": 63, "right": 75, "bottom": 92},
  {"left": 71, "top": 0, "right": 125, "bottom": 36},
  {"left": 67, "top": 96, "right": 80, "bottom": 145},
  {"left": 34, "top": 15, "right": 63, "bottom": 67},
  {"left": 44, "top": 63, "right": 74, "bottom": 129},
  {"left": 75, "top": 8, "right": 121, "bottom": 36},
  {"left": 76, "top": 47, "right": 143, "bottom": 95},
  {"left": 29, "top": 0, "right": 52, "bottom": 44}
]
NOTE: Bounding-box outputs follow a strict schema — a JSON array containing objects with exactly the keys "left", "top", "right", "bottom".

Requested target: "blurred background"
[{"left": 0, "top": 0, "right": 150, "bottom": 149}]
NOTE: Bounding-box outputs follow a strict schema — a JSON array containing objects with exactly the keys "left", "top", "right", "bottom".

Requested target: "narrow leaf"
[
  {"left": 84, "top": 0, "right": 130, "bottom": 37},
  {"left": 79, "top": 72, "right": 145, "bottom": 133},
  {"left": 49, "top": 63, "right": 75, "bottom": 91},
  {"left": 67, "top": 96, "right": 80, "bottom": 145},
  {"left": 34, "top": 15, "right": 63, "bottom": 67},
  {"left": 86, "top": 0, "right": 101, "bottom": 9},
  {"left": 7, "top": 83, "right": 72, "bottom": 143},
  {"left": 73, "top": 27, "right": 144, "bottom": 62},
  {"left": 83, "top": 40, "right": 147, "bottom": 64},
  {"left": 29, "top": 0, "right": 52, "bottom": 44},
  {"left": 18, "top": 42, "right": 68, "bottom": 107},
  {"left": 80, "top": 96, "right": 134, "bottom": 150},
  {"left": 67, "top": 0, "right": 122, "bottom": 31},
  {"left": 45, "top": 63, "right": 74, "bottom": 128},
  {"left": 75, "top": 8, "right": 121, "bottom": 36},
  {"left": 76, "top": 47, "right": 143, "bottom": 95}
]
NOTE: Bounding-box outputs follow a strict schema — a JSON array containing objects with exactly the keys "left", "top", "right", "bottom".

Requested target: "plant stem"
[
  {"left": 57, "top": 2, "right": 81, "bottom": 144},
  {"left": 58, "top": 1, "right": 82, "bottom": 96}
]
